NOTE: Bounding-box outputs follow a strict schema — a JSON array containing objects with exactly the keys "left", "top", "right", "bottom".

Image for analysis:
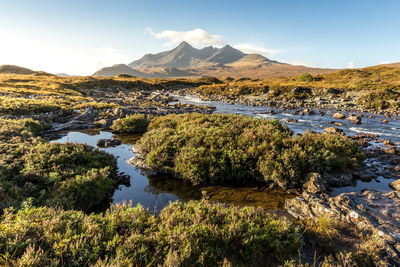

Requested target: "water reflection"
[{"left": 52, "top": 130, "right": 294, "bottom": 213}]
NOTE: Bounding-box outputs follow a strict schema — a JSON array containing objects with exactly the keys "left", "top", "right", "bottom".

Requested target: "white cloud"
[
  {"left": 379, "top": 61, "right": 392, "bottom": 65},
  {"left": 146, "top": 27, "right": 225, "bottom": 47},
  {"left": 348, "top": 61, "right": 355, "bottom": 68},
  {"left": 233, "top": 43, "right": 280, "bottom": 56}
]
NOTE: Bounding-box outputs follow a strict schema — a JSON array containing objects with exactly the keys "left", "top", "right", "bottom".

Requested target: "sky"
[{"left": 0, "top": 0, "right": 399, "bottom": 75}]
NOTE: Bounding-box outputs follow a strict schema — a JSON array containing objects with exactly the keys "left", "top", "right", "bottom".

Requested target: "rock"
[
  {"left": 292, "top": 86, "right": 311, "bottom": 94},
  {"left": 303, "top": 109, "right": 314, "bottom": 115},
  {"left": 381, "top": 119, "right": 389, "bottom": 123},
  {"left": 384, "top": 147, "right": 398, "bottom": 155},
  {"left": 332, "top": 112, "right": 346, "bottom": 119},
  {"left": 326, "top": 88, "right": 343, "bottom": 95},
  {"left": 127, "top": 156, "right": 149, "bottom": 169},
  {"left": 286, "top": 118, "right": 298, "bottom": 123},
  {"left": 303, "top": 173, "right": 327, "bottom": 194},
  {"left": 324, "top": 126, "right": 344, "bottom": 134},
  {"left": 285, "top": 190, "right": 400, "bottom": 260},
  {"left": 113, "top": 107, "right": 132, "bottom": 117},
  {"left": 96, "top": 138, "right": 121, "bottom": 148},
  {"left": 325, "top": 173, "right": 353, "bottom": 187},
  {"left": 94, "top": 119, "right": 109, "bottom": 127},
  {"left": 389, "top": 180, "right": 400, "bottom": 191},
  {"left": 347, "top": 115, "right": 362, "bottom": 124}
]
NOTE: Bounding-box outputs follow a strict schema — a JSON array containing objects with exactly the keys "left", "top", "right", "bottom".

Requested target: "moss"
[{"left": 136, "top": 114, "right": 364, "bottom": 189}]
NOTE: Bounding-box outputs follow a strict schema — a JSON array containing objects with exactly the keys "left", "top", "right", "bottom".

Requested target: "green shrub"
[
  {"left": 136, "top": 114, "right": 364, "bottom": 189},
  {"left": 0, "top": 199, "right": 301, "bottom": 266},
  {"left": 111, "top": 114, "right": 149, "bottom": 134},
  {"left": 297, "top": 73, "right": 314, "bottom": 82}
]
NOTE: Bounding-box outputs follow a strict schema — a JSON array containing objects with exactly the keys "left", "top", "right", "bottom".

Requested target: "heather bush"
[
  {"left": 111, "top": 114, "right": 149, "bottom": 133},
  {"left": 136, "top": 114, "right": 364, "bottom": 189},
  {"left": 0, "top": 119, "right": 119, "bottom": 211},
  {"left": 0, "top": 199, "right": 301, "bottom": 266}
]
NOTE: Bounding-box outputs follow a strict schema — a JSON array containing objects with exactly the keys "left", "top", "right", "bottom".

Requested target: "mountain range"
[{"left": 93, "top": 42, "right": 337, "bottom": 78}]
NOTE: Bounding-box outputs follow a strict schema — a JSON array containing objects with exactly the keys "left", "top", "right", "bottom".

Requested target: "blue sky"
[{"left": 0, "top": 0, "right": 399, "bottom": 75}]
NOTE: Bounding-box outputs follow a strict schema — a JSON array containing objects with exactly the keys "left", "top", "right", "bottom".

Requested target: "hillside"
[
  {"left": 0, "top": 65, "right": 36, "bottom": 75},
  {"left": 93, "top": 64, "right": 153, "bottom": 78}
]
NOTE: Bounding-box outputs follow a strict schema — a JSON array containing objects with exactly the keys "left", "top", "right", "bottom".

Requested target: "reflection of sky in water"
[{"left": 53, "top": 131, "right": 181, "bottom": 212}]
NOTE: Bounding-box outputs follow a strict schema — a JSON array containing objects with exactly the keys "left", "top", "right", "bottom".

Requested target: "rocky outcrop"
[{"left": 285, "top": 190, "right": 400, "bottom": 260}]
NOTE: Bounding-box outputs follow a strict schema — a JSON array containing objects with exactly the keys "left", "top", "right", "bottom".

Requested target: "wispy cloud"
[
  {"left": 146, "top": 28, "right": 280, "bottom": 57},
  {"left": 232, "top": 43, "right": 281, "bottom": 56},
  {"left": 146, "top": 27, "right": 225, "bottom": 47},
  {"left": 348, "top": 61, "right": 355, "bottom": 68}
]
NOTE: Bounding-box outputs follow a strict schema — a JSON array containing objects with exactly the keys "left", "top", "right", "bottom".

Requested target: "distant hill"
[
  {"left": 94, "top": 42, "right": 339, "bottom": 78},
  {"left": 0, "top": 65, "right": 35, "bottom": 74},
  {"left": 93, "top": 64, "right": 153, "bottom": 78},
  {"left": 93, "top": 63, "right": 195, "bottom": 78}
]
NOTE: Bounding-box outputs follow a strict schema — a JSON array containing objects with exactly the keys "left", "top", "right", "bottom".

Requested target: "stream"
[{"left": 53, "top": 95, "right": 400, "bottom": 213}]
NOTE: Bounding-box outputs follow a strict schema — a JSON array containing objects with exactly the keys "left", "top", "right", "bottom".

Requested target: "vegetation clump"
[
  {"left": 0, "top": 119, "right": 119, "bottom": 212},
  {"left": 111, "top": 114, "right": 149, "bottom": 134},
  {"left": 297, "top": 73, "right": 315, "bottom": 82},
  {"left": 0, "top": 199, "right": 301, "bottom": 266},
  {"left": 136, "top": 113, "right": 364, "bottom": 189}
]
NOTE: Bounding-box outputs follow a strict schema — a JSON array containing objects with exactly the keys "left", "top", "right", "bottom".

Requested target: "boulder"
[
  {"left": 332, "top": 112, "right": 346, "bottom": 119},
  {"left": 347, "top": 115, "right": 362, "bottom": 124},
  {"left": 324, "top": 126, "right": 344, "bottom": 134},
  {"left": 96, "top": 138, "right": 121, "bottom": 148},
  {"left": 389, "top": 180, "right": 400, "bottom": 191}
]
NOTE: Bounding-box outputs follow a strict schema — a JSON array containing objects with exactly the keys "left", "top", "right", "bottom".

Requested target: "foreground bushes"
[
  {"left": 136, "top": 114, "right": 364, "bottom": 188},
  {"left": 111, "top": 114, "right": 149, "bottom": 134},
  {"left": 0, "top": 119, "right": 119, "bottom": 211},
  {"left": 0, "top": 199, "right": 301, "bottom": 266}
]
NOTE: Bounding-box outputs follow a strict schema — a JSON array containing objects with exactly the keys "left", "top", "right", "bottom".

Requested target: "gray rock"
[
  {"left": 285, "top": 190, "right": 400, "bottom": 261},
  {"left": 96, "top": 139, "right": 121, "bottom": 147}
]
